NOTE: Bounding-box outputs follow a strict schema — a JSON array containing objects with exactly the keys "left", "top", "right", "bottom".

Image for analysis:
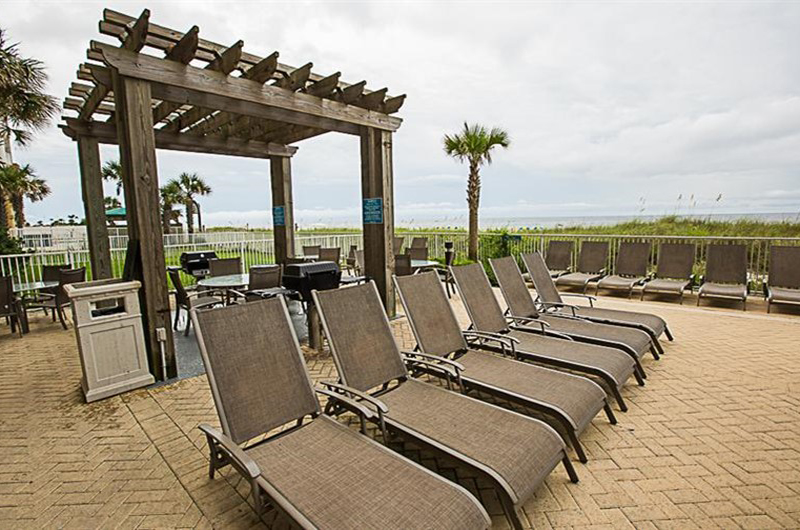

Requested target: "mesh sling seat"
[
  {"left": 313, "top": 283, "right": 577, "bottom": 530},
  {"left": 554, "top": 241, "right": 608, "bottom": 293},
  {"left": 641, "top": 243, "right": 696, "bottom": 303},
  {"left": 697, "top": 244, "right": 748, "bottom": 310},
  {"left": 545, "top": 240, "right": 574, "bottom": 278},
  {"left": 479, "top": 259, "right": 655, "bottom": 365},
  {"left": 395, "top": 272, "right": 614, "bottom": 464},
  {"left": 192, "top": 298, "right": 489, "bottom": 530},
  {"left": 766, "top": 246, "right": 800, "bottom": 312},
  {"left": 595, "top": 242, "right": 651, "bottom": 298},
  {"left": 450, "top": 263, "right": 640, "bottom": 413},
  {"left": 522, "top": 252, "right": 673, "bottom": 352}
]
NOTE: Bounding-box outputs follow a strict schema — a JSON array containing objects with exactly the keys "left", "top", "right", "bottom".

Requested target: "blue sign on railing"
[
  {"left": 363, "top": 198, "right": 384, "bottom": 224},
  {"left": 273, "top": 206, "right": 285, "bottom": 227}
]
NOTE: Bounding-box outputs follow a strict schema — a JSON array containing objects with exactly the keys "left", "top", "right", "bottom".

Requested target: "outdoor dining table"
[
  {"left": 197, "top": 274, "right": 249, "bottom": 305},
  {"left": 411, "top": 259, "right": 441, "bottom": 271},
  {"left": 9, "top": 281, "right": 57, "bottom": 334}
]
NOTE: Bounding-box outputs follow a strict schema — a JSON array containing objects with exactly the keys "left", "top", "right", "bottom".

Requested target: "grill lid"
[{"left": 284, "top": 261, "right": 340, "bottom": 277}]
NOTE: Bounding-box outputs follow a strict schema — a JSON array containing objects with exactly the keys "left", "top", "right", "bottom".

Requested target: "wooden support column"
[
  {"left": 360, "top": 127, "right": 395, "bottom": 314},
  {"left": 112, "top": 72, "right": 176, "bottom": 380},
  {"left": 77, "top": 135, "right": 112, "bottom": 279},
  {"left": 270, "top": 156, "right": 295, "bottom": 264}
]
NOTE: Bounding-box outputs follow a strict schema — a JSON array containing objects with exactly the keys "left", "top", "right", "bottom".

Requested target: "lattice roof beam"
[{"left": 78, "top": 8, "right": 149, "bottom": 120}]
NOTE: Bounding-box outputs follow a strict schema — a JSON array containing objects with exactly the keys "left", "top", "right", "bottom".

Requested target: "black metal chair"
[
  {"left": 0, "top": 276, "right": 24, "bottom": 337},
  {"left": 26, "top": 268, "right": 86, "bottom": 329},
  {"left": 168, "top": 267, "right": 223, "bottom": 336}
]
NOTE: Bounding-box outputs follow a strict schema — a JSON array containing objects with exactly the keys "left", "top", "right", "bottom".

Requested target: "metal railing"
[{"left": 2, "top": 231, "right": 798, "bottom": 290}]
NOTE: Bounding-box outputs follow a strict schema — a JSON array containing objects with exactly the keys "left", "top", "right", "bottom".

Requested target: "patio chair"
[
  {"left": 411, "top": 236, "right": 428, "bottom": 248},
  {"left": 393, "top": 236, "right": 404, "bottom": 255},
  {"left": 318, "top": 247, "right": 341, "bottom": 264},
  {"left": 483, "top": 259, "right": 656, "bottom": 364},
  {"left": 766, "top": 246, "right": 800, "bottom": 313},
  {"left": 313, "top": 282, "right": 577, "bottom": 529},
  {"left": 697, "top": 244, "right": 748, "bottom": 310},
  {"left": 168, "top": 268, "right": 222, "bottom": 336},
  {"left": 209, "top": 257, "right": 242, "bottom": 277},
  {"left": 354, "top": 249, "right": 366, "bottom": 275},
  {"left": 545, "top": 240, "right": 573, "bottom": 278},
  {"left": 449, "top": 263, "right": 640, "bottom": 415},
  {"left": 25, "top": 267, "right": 85, "bottom": 329},
  {"left": 408, "top": 246, "right": 428, "bottom": 261},
  {"left": 555, "top": 241, "right": 609, "bottom": 293},
  {"left": 641, "top": 243, "right": 696, "bottom": 303},
  {"left": 25, "top": 264, "right": 69, "bottom": 315},
  {"left": 436, "top": 247, "right": 456, "bottom": 298},
  {"left": 595, "top": 242, "right": 651, "bottom": 298},
  {"left": 345, "top": 245, "right": 358, "bottom": 274},
  {"left": 302, "top": 245, "right": 321, "bottom": 257},
  {"left": 0, "top": 276, "right": 24, "bottom": 337},
  {"left": 191, "top": 298, "right": 490, "bottom": 529},
  {"left": 395, "top": 272, "right": 614, "bottom": 464},
  {"left": 522, "top": 252, "right": 672, "bottom": 353},
  {"left": 395, "top": 254, "right": 413, "bottom": 277}
]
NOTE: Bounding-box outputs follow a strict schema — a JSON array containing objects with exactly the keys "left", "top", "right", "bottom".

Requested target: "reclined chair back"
[
  {"left": 768, "top": 246, "right": 800, "bottom": 289},
  {"left": 545, "top": 240, "right": 573, "bottom": 271},
  {"left": 450, "top": 264, "right": 509, "bottom": 334},
  {"left": 656, "top": 243, "right": 695, "bottom": 280},
  {"left": 313, "top": 283, "right": 407, "bottom": 392},
  {"left": 577, "top": 241, "right": 608, "bottom": 274},
  {"left": 394, "top": 272, "right": 468, "bottom": 356},
  {"left": 489, "top": 257, "right": 539, "bottom": 318},
  {"left": 193, "top": 299, "right": 320, "bottom": 444},
  {"left": 521, "top": 252, "right": 563, "bottom": 305},
  {"left": 705, "top": 244, "right": 747, "bottom": 285},
  {"left": 615, "top": 242, "right": 650, "bottom": 277}
]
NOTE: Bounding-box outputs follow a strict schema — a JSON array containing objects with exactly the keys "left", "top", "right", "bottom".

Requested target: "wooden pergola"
[{"left": 61, "top": 9, "right": 405, "bottom": 380}]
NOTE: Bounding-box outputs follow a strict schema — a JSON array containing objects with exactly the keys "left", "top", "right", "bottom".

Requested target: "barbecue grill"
[
  {"left": 179, "top": 251, "right": 219, "bottom": 279},
  {"left": 282, "top": 261, "right": 341, "bottom": 303}
]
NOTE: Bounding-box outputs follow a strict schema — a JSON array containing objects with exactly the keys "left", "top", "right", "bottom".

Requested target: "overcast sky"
[{"left": 4, "top": 1, "right": 800, "bottom": 228}]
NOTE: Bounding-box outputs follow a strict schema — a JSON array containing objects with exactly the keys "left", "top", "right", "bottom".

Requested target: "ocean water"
[{"left": 394, "top": 212, "right": 800, "bottom": 230}]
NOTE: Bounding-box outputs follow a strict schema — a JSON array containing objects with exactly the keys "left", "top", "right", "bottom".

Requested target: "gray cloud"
[{"left": 3, "top": 0, "right": 799, "bottom": 226}]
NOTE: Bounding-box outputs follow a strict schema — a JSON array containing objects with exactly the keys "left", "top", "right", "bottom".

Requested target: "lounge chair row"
[
  {"left": 190, "top": 254, "right": 673, "bottom": 528},
  {"left": 542, "top": 240, "right": 800, "bottom": 312}
]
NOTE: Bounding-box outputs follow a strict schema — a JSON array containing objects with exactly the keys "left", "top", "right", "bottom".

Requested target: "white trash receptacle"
[{"left": 65, "top": 279, "right": 154, "bottom": 403}]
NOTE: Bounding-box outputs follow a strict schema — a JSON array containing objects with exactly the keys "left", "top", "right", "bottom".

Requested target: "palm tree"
[
  {"left": 0, "top": 162, "right": 50, "bottom": 228},
  {"left": 159, "top": 181, "right": 182, "bottom": 234},
  {"left": 443, "top": 122, "right": 510, "bottom": 261},
  {"left": 171, "top": 172, "right": 211, "bottom": 234},
  {"left": 104, "top": 196, "right": 121, "bottom": 210},
  {"left": 0, "top": 28, "right": 59, "bottom": 165},
  {"left": 101, "top": 160, "right": 124, "bottom": 197}
]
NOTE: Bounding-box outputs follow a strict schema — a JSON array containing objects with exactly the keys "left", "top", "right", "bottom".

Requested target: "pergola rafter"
[{"left": 61, "top": 8, "right": 404, "bottom": 381}]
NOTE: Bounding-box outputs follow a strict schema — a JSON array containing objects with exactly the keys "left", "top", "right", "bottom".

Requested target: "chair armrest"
[
  {"left": 401, "top": 351, "right": 464, "bottom": 373},
  {"left": 320, "top": 381, "right": 389, "bottom": 414},
  {"left": 199, "top": 424, "right": 260, "bottom": 479},
  {"left": 560, "top": 292, "right": 596, "bottom": 307},
  {"left": 537, "top": 301, "right": 578, "bottom": 316},
  {"left": 315, "top": 388, "right": 376, "bottom": 421},
  {"left": 506, "top": 315, "right": 550, "bottom": 331},
  {"left": 462, "top": 330, "right": 518, "bottom": 357},
  {"left": 190, "top": 300, "right": 222, "bottom": 312}
]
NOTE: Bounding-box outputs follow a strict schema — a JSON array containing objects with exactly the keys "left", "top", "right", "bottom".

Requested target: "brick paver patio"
[{"left": 1, "top": 293, "right": 799, "bottom": 529}]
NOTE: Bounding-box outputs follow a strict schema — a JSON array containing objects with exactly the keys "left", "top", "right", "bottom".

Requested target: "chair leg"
[
  {"left": 184, "top": 314, "right": 191, "bottom": 337},
  {"left": 664, "top": 325, "right": 674, "bottom": 341},
  {"left": 603, "top": 402, "right": 618, "bottom": 425},
  {"left": 57, "top": 306, "right": 68, "bottom": 330},
  {"left": 566, "top": 429, "right": 588, "bottom": 463},
  {"left": 499, "top": 491, "right": 524, "bottom": 530},
  {"left": 611, "top": 386, "right": 628, "bottom": 412},
  {"left": 173, "top": 307, "right": 181, "bottom": 331},
  {"left": 562, "top": 455, "right": 579, "bottom": 483}
]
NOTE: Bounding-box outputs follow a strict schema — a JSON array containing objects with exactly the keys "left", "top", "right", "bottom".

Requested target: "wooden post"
[
  {"left": 77, "top": 135, "right": 113, "bottom": 279},
  {"left": 112, "top": 72, "right": 176, "bottom": 380},
  {"left": 270, "top": 156, "right": 295, "bottom": 264},
  {"left": 360, "top": 127, "right": 395, "bottom": 314}
]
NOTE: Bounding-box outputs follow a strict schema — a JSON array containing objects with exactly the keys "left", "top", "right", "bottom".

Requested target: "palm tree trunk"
[
  {"left": 2, "top": 193, "right": 15, "bottom": 230},
  {"left": 467, "top": 162, "right": 481, "bottom": 261},
  {"left": 185, "top": 199, "right": 194, "bottom": 234},
  {"left": 162, "top": 207, "right": 171, "bottom": 234},
  {"left": 12, "top": 193, "right": 24, "bottom": 228},
  {"left": 194, "top": 200, "right": 202, "bottom": 233}
]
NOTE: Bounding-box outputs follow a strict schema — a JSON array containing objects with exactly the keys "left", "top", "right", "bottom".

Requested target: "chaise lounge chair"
[
  {"left": 482, "top": 260, "right": 657, "bottom": 366},
  {"left": 697, "top": 244, "right": 748, "bottom": 310},
  {"left": 522, "top": 252, "right": 672, "bottom": 354},
  {"left": 595, "top": 242, "right": 651, "bottom": 298},
  {"left": 395, "top": 271, "right": 615, "bottom": 466},
  {"left": 192, "top": 298, "right": 490, "bottom": 529},
  {"left": 545, "top": 240, "right": 574, "bottom": 278},
  {"left": 765, "top": 245, "right": 800, "bottom": 313},
  {"left": 641, "top": 243, "right": 696, "bottom": 303},
  {"left": 555, "top": 241, "right": 609, "bottom": 293},
  {"left": 313, "top": 282, "right": 578, "bottom": 530},
  {"left": 447, "top": 263, "right": 639, "bottom": 415}
]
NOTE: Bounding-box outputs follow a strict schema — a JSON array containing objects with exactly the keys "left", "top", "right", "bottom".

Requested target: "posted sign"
[
  {"left": 363, "top": 198, "right": 384, "bottom": 224},
  {"left": 272, "top": 206, "right": 285, "bottom": 227}
]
